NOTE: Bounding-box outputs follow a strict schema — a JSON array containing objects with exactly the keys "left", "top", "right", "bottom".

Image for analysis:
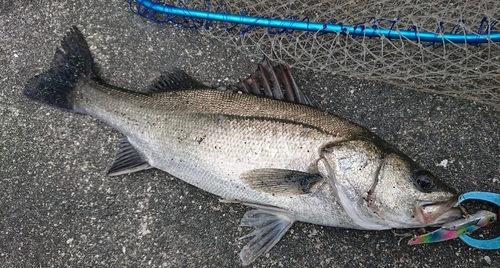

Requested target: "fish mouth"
[{"left": 415, "top": 195, "right": 462, "bottom": 225}]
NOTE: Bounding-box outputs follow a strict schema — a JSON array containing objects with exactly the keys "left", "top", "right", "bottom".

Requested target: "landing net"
[{"left": 131, "top": 0, "right": 500, "bottom": 107}]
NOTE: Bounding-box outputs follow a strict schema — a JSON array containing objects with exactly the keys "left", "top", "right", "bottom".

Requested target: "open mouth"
[{"left": 415, "top": 195, "right": 462, "bottom": 225}]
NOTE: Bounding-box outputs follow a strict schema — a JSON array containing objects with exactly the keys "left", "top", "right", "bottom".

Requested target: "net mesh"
[{"left": 131, "top": 0, "right": 500, "bottom": 107}]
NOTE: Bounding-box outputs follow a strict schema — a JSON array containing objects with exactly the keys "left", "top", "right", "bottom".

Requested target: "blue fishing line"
[{"left": 133, "top": 0, "right": 500, "bottom": 45}]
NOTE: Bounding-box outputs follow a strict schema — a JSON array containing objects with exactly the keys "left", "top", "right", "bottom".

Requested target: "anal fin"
[
  {"left": 106, "top": 138, "right": 151, "bottom": 176},
  {"left": 239, "top": 205, "right": 294, "bottom": 266}
]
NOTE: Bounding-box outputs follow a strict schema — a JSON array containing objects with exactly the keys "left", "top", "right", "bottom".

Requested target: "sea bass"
[{"left": 24, "top": 27, "right": 462, "bottom": 265}]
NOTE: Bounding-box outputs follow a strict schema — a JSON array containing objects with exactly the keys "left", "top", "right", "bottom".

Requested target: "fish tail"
[{"left": 23, "top": 26, "right": 97, "bottom": 112}]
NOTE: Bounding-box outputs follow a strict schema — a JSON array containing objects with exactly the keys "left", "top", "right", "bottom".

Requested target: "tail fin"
[{"left": 23, "top": 26, "right": 97, "bottom": 112}]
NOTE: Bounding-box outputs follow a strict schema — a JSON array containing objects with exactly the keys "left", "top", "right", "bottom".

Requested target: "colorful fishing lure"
[
  {"left": 410, "top": 192, "right": 500, "bottom": 249},
  {"left": 408, "top": 210, "right": 496, "bottom": 245}
]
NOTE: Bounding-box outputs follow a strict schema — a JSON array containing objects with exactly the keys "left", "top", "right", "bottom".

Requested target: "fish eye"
[{"left": 414, "top": 170, "right": 436, "bottom": 192}]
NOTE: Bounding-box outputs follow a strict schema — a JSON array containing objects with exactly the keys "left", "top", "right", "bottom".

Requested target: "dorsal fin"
[
  {"left": 148, "top": 70, "right": 205, "bottom": 93},
  {"left": 233, "top": 57, "right": 314, "bottom": 106}
]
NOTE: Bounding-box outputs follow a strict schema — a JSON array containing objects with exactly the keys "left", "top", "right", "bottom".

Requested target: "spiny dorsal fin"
[
  {"left": 148, "top": 70, "right": 205, "bottom": 93},
  {"left": 106, "top": 138, "right": 151, "bottom": 176},
  {"left": 233, "top": 57, "right": 314, "bottom": 106},
  {"left": 240, "top": 168, "right": 323, "bottom": 196}
]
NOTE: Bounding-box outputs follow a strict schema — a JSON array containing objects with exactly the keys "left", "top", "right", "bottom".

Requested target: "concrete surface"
[{"left": 1, "top": 0, "right": 499, "bottom": 267}]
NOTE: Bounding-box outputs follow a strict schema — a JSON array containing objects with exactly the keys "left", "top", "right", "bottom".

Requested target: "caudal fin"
[{"left": 23, "top": 26, "right": 97, "bottom": 112}]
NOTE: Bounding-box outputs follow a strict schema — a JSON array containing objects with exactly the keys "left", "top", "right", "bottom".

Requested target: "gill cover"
[{"left": 319, "top": 139, "right": 459, "bottom": 229}]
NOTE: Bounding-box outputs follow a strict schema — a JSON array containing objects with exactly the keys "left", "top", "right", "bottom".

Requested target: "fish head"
[{"left": 319, "top": 138, "right": 461, "bottom": 230}]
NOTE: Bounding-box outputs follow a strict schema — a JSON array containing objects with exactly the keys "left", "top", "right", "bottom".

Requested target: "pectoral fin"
[
  {"left": 106, "top": 138, "right": 151, "bottom": 176},
  {"left": 240, "top": 168, "right": 322, "bottom": 196},
  {"left": 239, "top": 204, "right": 294, "bottom": 266}
]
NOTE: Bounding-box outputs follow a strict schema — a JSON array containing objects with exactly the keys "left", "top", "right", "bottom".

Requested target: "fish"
[{"left": 23, "top": 27, "right": 463, "bottom": 266}]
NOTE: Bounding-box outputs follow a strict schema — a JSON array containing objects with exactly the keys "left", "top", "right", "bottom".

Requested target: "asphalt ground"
[{"left": 1, "top": 0, "right": 500, "bottom": 267}]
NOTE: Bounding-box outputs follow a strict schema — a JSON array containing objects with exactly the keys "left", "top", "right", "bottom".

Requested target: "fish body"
[
  {"left": 76, "top": 77, "right": 362, "bottom": 227},
  {"left": 24, "top": 27, "right": 462, "bottom": 265}
]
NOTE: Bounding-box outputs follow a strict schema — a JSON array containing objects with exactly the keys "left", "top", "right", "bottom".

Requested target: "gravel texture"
[{"left": 1, "top": 1, "right": 499, "bottom": 267}]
